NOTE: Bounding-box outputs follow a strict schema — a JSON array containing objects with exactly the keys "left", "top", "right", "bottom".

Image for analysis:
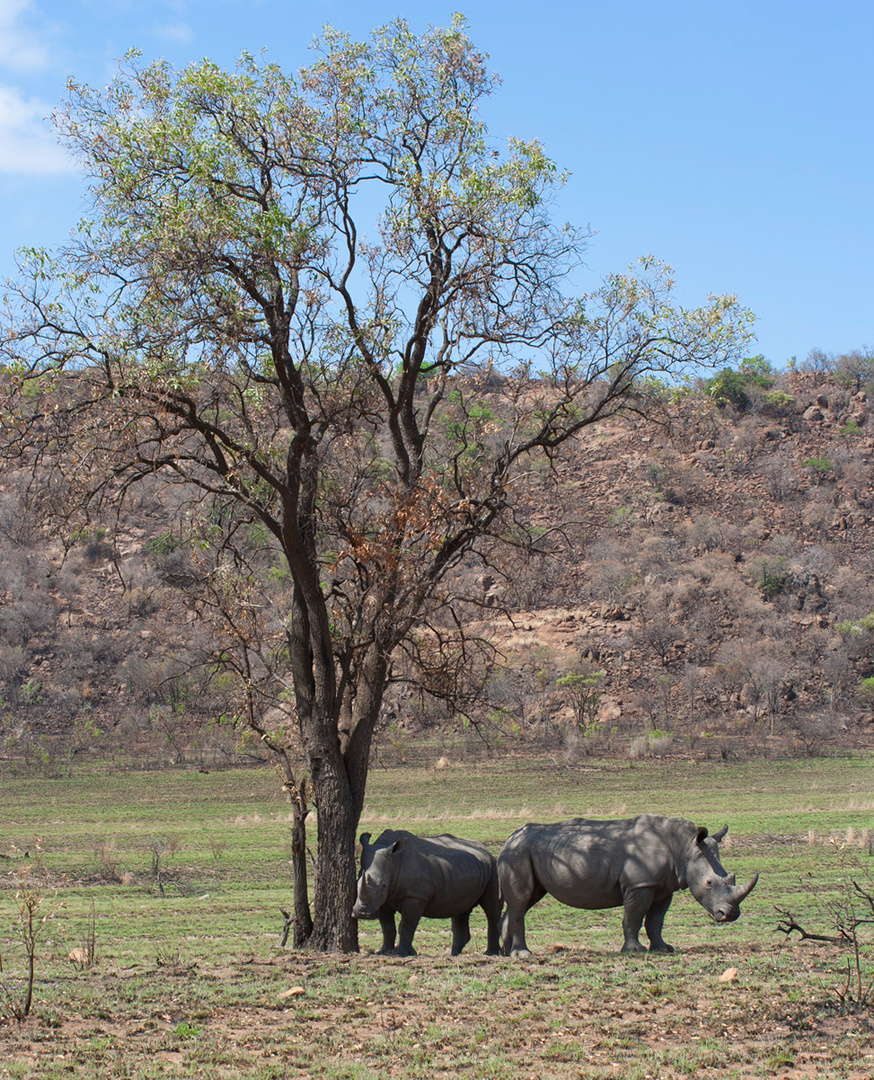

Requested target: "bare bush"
[
  {"left": 0, "top": 882, "right": 54, "bottom": 1022},
  {"left": 776, "top": 854, "right": 874, "bottom": 1011}
]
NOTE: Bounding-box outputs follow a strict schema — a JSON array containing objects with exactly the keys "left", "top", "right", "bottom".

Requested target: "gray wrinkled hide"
[
  {"left": 352, "top": 829, "right": 502, "bottom": 956},
  {"left": 498, "top": 814, "right": 758, "bottom": 957}
]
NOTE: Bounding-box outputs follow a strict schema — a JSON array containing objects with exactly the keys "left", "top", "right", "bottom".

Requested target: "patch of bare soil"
[{"left": 2, "top": 947, "right": 873, "bottom": 1078}]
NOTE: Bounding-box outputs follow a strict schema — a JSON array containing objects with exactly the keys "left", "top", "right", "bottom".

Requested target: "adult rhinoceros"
[
  {"left": 352, "top": 830, "right": 501, "bottom": 956},
  {"left": 498, "top": 814, "right": 758, "bottom": 957}
]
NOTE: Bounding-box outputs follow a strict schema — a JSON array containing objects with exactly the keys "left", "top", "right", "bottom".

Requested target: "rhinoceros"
[
  {"left": 498, "top": 814, "right": 758, "bottom": 957},
  {"left": 352, "top": 830, "right": 502, "bottom": 956}
]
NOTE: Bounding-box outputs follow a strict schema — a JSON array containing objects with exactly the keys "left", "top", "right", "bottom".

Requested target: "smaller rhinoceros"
[
  {"left": 499, "top": 814, "right": 758, "bottom": 957},
  {"left": 352, "top": 830, "right": 501, "bottom": 956}
]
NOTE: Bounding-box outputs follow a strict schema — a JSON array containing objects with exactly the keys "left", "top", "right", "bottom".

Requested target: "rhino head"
[
  {"left": 352, "top": 835, "right": 403, "bottom": 920},
  {"left": 685, "top": 825, "right": 758, "bottom": 923}
]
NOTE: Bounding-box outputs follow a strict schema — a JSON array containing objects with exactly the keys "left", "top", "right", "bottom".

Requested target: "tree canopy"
[{"left": 0, "top": 17, "right": 752, "bottom": 950}]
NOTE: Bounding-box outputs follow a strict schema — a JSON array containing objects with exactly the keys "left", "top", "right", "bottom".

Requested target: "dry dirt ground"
[{"left": 2, "top": 943, "right": 872, "bottom": 1079}]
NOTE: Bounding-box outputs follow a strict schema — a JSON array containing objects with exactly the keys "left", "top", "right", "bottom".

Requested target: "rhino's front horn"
[{"left": 731, "top": 872, "right": 759, "bottom": 903}]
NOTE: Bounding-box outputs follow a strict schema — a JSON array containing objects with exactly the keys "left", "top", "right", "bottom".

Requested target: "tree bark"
[
  {"left": 289, "top": 793, "right": 313, "bottom": 947},
  {"left": 307, "top": 753, "right": 360, "bottom": 952}
]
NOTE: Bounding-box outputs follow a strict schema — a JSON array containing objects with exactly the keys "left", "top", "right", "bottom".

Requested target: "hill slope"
[{"left": 2, "top": 371, "right": 873, "bottom": 768}]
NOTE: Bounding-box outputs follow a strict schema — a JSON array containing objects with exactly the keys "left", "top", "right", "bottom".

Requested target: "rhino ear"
[
  {"left": 695, "top": 826, "right": 709, "bottom": 845},
  {"left": 389, "top": 838, "right": 405, "bottom": 854},
  {"left": 712, "top": 825, "right": 729, "bottom": 844},
  {"left": 359, "top": 832, "right": 371, "bottom": 849}
]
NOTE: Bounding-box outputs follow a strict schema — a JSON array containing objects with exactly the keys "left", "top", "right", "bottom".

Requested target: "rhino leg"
[
  {"left": 450, "top": 911, "right": 472, "bottom": 956},
  {"left": 485, "top": 920, "right": 502, "bottom": 956},
  {"left": 620, "top": 886, "right": 655, "bottom": 953},
  {"left": 501, "top": 905, "right": 530, "bottom": 958},
  {"left": 481, "top": 869, "right": 502, "bottom": 956},
  {"left": 377, "top": 910, "right": 397, "bottom": 955},
  {"left": 498, "top": 846, "right": 545, "bottom": 957},
  {"left": 395, "top": 901, "right": 426, "bottom": 956},
  {"left": 501, "top": 882, "right": 546, "bottom": 957},
  {"left": 644, "top": 895, "right": 674, "bottom": 953},
  {"left": 484, "top": 920, "right": 501, "bottom": 956}
]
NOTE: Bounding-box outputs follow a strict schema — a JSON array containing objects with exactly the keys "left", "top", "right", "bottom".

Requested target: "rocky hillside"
[
  {"left": 471, "top": 369, "right": 874, "bottom": 757},
  {"left": 2, "top": 368, "right": 874, "bottom": 769}
]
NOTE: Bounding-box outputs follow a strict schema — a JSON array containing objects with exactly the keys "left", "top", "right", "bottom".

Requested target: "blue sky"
[{"left": 1, "top": 0, "right": 871, "bottom": 368}]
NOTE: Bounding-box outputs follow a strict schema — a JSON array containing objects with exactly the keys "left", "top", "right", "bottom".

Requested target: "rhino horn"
[
  {"left": 712, "top": 825, "right": 729, "bottom": 843},
  {"left": 730, "top": 872, "right": 759, "bottom": 903}
]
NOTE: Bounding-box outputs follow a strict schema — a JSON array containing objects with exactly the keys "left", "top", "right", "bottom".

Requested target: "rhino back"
[
  {"left": 389, "top": 834, "right": 495, "bottom": 917},
  {"left": 361, "top": 829, "right": 416, "bottom": 869},
  {"left": 514, "top": 816, "right": 690, "bottom": 908}
]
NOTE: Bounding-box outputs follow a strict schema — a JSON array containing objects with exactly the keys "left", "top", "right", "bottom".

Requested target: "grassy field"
[{"left": 0, "top": 754, "right": 873, "bottom": 1078}]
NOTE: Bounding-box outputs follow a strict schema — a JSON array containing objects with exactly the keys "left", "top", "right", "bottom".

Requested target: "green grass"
[{"left": 0, "top": 754, "right": 873, "bottom": 1077}]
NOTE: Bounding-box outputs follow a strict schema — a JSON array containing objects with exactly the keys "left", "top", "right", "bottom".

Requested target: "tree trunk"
[
  {"left": 289, "top": 593, "right": 389, "bottom": 951},
  {"left": 307, "top": 755, "right": 360, "bottom": 952},
  {"left": 298, "top": 680, "right": 383, "bottom": 952},
  {"left": 290, "top": 795, "right": 313, "bottom": 947}
]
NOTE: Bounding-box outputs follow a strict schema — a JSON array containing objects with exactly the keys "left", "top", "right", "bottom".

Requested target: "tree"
[
  {"left": 704, "top": 355, "right": 773, "bottom": 411},
  {"left": 834, "top": 349, "right": 874, "bottom": 394},
  {"left": 556, "top": 667, "right": 605, "bottom": 732},
  {"left": 0, "top": 18, "right": 751, "bottom": 951}
]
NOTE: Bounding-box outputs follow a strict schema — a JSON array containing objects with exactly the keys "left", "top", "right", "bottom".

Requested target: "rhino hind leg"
[
  {"left": 481, "top": 870, "right": 502, "bottom": 955},
  {"left": 450, "top": 911, "right": 472, "bottom": 955},
  {"left": 501, "top": 907, "right": 529, "bottom": 958},
  {"left": 484, "top": 922, "right": 501, "bottom": 956},
  {"left": 499, "top": 840, "right": 547, "bottom": 957},
  {"left": 644, "top": 895, "right": 674, "bottom": 953},
  {"left": 501, "top": 883, "right": 546, "bottom": 957}
]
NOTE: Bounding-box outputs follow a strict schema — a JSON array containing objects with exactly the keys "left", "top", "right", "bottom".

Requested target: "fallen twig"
[{"left": 774, "top": 908, "right": 851, "bottom": 945}]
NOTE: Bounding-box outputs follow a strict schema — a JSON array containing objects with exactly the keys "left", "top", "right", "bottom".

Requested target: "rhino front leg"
[
  {"left": 377, "top": 910, "right": 397, "bottom": 955},
  {"left": 620, "top": 886, "right": 655, "bottom": 953},
  {"left": 644, "top": 895, "right": 674, "bottom": 953},
  {"left": 395, "top": 901, "right": 426, "bottom": 956},
  {"left": 450, "top": 911, "right": 472, "bottom": 956}
]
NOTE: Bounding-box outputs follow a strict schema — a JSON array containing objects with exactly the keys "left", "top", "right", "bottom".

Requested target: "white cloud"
[
  {"left": 0, "top": 0, "right": 51, "bottom": 73},
  {"left": 0, "top": 85, "right": 76, "bottom": 175},
  {"left": 151, "top": 21, "right": 193, "bottom": 46}
]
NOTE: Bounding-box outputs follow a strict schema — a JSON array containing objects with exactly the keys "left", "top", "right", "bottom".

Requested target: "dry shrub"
[{"left": 628, "top": 731, "right": 674, "bottom": 760}]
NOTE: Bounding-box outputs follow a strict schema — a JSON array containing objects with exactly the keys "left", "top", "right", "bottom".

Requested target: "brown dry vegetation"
[{"left": 2, "top": 368, "right": 874, "bottom": 772}]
